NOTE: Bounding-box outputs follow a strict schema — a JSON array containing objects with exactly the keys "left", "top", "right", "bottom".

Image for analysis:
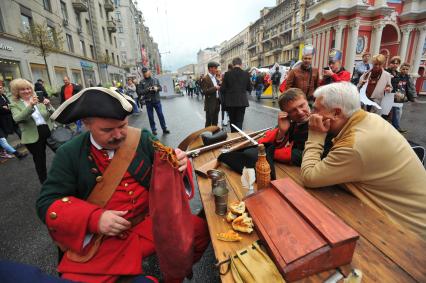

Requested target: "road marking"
[{"left": 263, "top": 105, "right": 280, "bottom": 111}]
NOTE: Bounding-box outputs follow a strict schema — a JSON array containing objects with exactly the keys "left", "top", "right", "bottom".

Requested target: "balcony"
[
  {"left": 107, "top": 19, "right": 117, "bottom": 33},
  {"left": 72, "top": 0, "right": 88, "bottom": 13},
  {"left": 104, "top": 0, "right": 114, "bottom": 12}
]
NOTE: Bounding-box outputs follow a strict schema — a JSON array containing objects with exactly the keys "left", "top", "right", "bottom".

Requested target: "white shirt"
[
  {"left": 208, "top": 73, "right": 219, "bottom": 98},
  {"left": 22, "top": 100, "right": 46, "bottom": 126},
  {"left": 90, "top": 134, "right": 115, "bottom": 159}
]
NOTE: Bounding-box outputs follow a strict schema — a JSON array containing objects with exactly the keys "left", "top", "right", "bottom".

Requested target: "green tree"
[{"left": 20, "top": 22, "right": 63, "bottom": 86}]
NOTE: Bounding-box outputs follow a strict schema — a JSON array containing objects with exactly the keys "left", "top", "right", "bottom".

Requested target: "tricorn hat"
[{"left": 50, "top": 87, "right": 134, "bottom": 124}]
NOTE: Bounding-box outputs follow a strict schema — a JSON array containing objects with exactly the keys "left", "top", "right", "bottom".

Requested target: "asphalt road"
[{"left": 0, "top": 92, "right": 424, "bottom": 282}]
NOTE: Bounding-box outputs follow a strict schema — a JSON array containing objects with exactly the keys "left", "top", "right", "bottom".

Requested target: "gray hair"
[{"left": 313, "top": 82, "right": 360, "bottom": 117}]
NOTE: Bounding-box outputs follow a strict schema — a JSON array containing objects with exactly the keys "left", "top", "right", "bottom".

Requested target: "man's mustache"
[{"left": 108, "top": 137, "right": 125, "bottom": 145}]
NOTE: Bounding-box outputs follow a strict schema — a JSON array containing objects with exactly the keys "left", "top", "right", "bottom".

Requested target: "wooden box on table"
[{"left": 244, "top": 178, "right": 359, "bottom": 282}]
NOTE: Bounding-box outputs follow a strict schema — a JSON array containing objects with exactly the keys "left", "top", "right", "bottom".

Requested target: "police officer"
[{"left": 137, "top": 67, "right": 170, "bottom": 135}]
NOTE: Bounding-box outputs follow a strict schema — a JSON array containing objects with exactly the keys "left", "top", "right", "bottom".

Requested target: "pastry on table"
[
  {"left": 232, "top": 213, "right": 254, "bottom": 233},
  {"left": 229, "top": 201, "right": 246, "bottom": 215},
  {"left": 217, "top": 230, "right": 242, "bottom": 242},
  {"left": 226, "top": 211, "right": 237, "bottom": 223}
]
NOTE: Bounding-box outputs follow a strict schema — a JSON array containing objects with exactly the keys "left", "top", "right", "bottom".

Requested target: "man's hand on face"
[
  {"left": 174, "top": 148, "right": 188, "bottom": 172},
  {"left": 323, "top": 69, "right": 334, "bottom": 77},
  {"left": 98, "top": 210, "right": 131, "bottom": 236},
  {"left": 277, "top": 111, "right": 290, "bottom": 133},
  {"left": 309, "top": 114, "right": 330, "bottom": 133}
]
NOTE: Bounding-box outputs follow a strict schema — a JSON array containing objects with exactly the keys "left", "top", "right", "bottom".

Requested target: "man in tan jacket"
[{"left": 301, "top": 82, "right": 426, "bottom": 236}]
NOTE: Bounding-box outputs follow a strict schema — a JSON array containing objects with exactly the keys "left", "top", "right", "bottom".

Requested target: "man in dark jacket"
[
  {"left": 60, "top": 76, "right": 81, "bottom": 104},
  {"left": 34, "top": 79, "right": 48, "bottom": 100},
  {"left": 137, "top": 67, "right": 170, "bottom": 135},
  {"left": 220, "top": 57, "right": 252, "bottom": 132},
  {"left": 200, "top": 61, "right": 221, "bottom": 127},
  {"left": 271, "top": 66, "right": 282, "bottom": 102}
]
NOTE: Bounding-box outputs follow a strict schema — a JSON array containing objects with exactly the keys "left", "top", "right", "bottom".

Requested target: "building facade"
[
  {"left": 138, "top": 24, "right": 162, "bottom": 75},
  {"left": 247, "top": 1, "right": 307, "bottom": 68},
  {"left": 220, "top": 27, "right": 250, "bottom": 70},
  {"left": 304, "top": 0, "right": 426, "bottom": 89},
  {"left": 177, "top": 63, "right": 196, "bottom": 76},
  {"left": 196, "top": 46, "right": 220, "bottom": 76}
]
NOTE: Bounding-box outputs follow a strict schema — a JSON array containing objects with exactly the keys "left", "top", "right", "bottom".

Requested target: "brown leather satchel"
[{"left": 66, "top": 126, "right": 141, "bottom": 262}]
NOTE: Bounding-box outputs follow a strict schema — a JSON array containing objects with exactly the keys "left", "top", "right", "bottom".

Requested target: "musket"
[
  {"left": 186, "top": 127, "right": 271, "bottom": 158},
  {"left": 190, "top": 127, "right": 272, "bottom": 177}
]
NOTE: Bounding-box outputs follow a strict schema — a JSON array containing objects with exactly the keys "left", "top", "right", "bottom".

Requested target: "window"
[
  {"left": 47, "top": 25, "right": 58, "bottom": 47},
  {"left": 112, "top": 52, "right": 115, "bottom": 64},
  {"left": 102, "top": 27, "right": 106, "bottom": 41},
  {"left": 109, "top": 32, "right": 112, "bottom": 44},
  {"left": 80, "top": 40, "right": 86, "bottom": 57},
  {"left": 54, "top": 67, "right": 67, "bottom": 86},
  {"left": 118, "top": 26, "right": 123, "bottom": 33},
  {"left": 116, "top": 11, "right": 121, "bottom": 21},
  {"left": 121, "top": 51, "right": 127, "bottom": 64},
  {"left": 117, "top": 54, "right": 120, "bottom": 66},
  {"left": 114, "top": 36, "right": 117, "bottom": 48},
  {"left": 114, "top": 0, "right": 120, "bottom": 7},
  {"left": 43, "top": 0, "right": 52, "bottom": 12},
  {"left": 60, "top": 1, "right": 68, "bottom": 20},
  {"left": 66, "top": 33, "right": 74, "bottom": 52},
  {"left": 71, "top": 70, "right": 83, "bottom": 85},
  {"left": 75, "top": 12, "right": 82, "bottom": 27},
  {"left": 89, "top": 45, "right": 95, "bottom": 59},
  {"left": 85, "top": 19, "right": 90, "bottom": 33},
  {"left": 99, "top": 3, "right": 103, "bottom": 18},
  {"left": 31, "top": 64, "right": 49, "bottom": 84},
  {"left": 21, "top": 14, "right": 32, "bottom": 31}
]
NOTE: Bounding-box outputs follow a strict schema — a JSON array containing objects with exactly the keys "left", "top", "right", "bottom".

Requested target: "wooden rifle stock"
[{"left": 194, "top": 132, "right": 267, "bottom": 177}]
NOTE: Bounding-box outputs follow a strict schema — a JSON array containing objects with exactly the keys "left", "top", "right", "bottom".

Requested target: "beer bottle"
[{"left": 255, "top": 144, "right": 271, "bottom": 190}]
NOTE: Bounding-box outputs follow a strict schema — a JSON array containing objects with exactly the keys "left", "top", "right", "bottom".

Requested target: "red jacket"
[
  {"left": 258, "top": 128, "right": 293, "bottom": 163},
  {"left": 320, "top": 69, "right": 351, "bottom": 85}
]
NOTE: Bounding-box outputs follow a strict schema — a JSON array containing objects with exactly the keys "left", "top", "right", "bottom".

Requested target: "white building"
[{"left": 196, "top": 46, "right": 220, "bottom": 76}]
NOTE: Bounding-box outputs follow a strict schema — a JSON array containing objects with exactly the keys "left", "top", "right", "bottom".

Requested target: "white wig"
[{"left": 313, "top": 82, "right": 360, "bottom": 118}]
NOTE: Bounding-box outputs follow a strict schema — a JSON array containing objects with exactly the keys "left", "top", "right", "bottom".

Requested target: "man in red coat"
[
  {"left": 321, "top": 49, "right": 351, "bottom": 85},
  {"left": 36, "top": 88, "right": 209, "bottom": 283}
]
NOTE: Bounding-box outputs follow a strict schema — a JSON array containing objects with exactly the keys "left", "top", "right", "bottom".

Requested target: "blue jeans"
[
  {"left": 256, "top": 85, "right": 263, "bottom": 100},
  {"left": 0, "top": 137, "right": 16, "bottom": 154},
  {"left": 391, "top": 106, "right": 402, "bottom": 129},
  {"left": 146, "top": 101, "right": 167, "bottom": 132}
]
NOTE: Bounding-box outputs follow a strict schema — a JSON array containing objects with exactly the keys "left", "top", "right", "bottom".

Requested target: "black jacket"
[
  {"left": 271, "top": 71, "right": 282, "bottom": 85},
  {"left": 0, "top": 94, "right": 15, "bottom": 138},
  {"left": 34, "top": 82, "right": 48, "bottom": 99},
  {"left": 220, "top": 67, "right": 252, "bottom": 108},
  {"left": 137, "top": 77, "right": 162, "bottom": 103},
  {"left": 60, "top": 83, "right": 82, "bottom": 104}
]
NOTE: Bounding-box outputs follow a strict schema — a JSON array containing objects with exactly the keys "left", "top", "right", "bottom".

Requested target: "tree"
[{"left": 20, "top": 22, "right": 63, "bottom": 86}]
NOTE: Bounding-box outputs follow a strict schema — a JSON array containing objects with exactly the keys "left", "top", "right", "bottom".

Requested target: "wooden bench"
[{"left": 191, "top": 133, "right": 426, "bottom": 283}]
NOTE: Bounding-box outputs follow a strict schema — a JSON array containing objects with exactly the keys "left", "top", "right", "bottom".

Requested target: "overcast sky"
[{"left": 136, "top": 0, "right": 276, "bottom": 71}]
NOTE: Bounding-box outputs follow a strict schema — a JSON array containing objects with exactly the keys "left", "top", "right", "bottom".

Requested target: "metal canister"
[
  {"left": 213, "top": 185, "right": 229, "bottom": 216},
  {"left": 207, "top": 169, "right": 226, "bottom": 192}
]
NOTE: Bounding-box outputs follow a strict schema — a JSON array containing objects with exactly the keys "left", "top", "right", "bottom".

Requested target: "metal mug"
[
  {"left": 213, "top": 185, "right": 229, "bottom": 216},
  {"left": 207, "top": 169, "right": 226, "bottom": 192}
]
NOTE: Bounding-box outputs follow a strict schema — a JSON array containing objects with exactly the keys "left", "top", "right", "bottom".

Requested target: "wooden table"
[{"left": 191, "top": 134, "right": 426, "bottom": 283}]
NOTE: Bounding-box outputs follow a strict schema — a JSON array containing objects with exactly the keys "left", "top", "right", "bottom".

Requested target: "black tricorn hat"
[{"left": 51, "top": 87, "right": 134, "bottom": 124}]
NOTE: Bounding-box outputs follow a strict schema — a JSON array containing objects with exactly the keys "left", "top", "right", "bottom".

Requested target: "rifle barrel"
[{"left": 186, "top": 127, "right": 272, "bottom": 157}]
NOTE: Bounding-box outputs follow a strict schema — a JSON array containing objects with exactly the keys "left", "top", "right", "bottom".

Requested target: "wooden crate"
[{"left": 244, "top": 178, "right": 359, "bottom": 282}]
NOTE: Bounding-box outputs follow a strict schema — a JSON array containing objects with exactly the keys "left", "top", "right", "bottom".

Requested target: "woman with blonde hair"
[
  {"left": 10, "top": 78, "right": 55, "bottom": 183},
  {"left": 358, "top": 54, "right": 392, "bottom": 113}
]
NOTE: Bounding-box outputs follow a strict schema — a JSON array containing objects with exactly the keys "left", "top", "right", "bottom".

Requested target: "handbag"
[
  {"left": 219, "top": 241, "right": 285, "bottom": 283},
  {"left": 46, "top": 124, "right": 75, "bottom": 152}
]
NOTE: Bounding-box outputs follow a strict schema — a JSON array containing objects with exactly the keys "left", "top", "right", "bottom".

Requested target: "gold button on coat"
[
  {"left": 49, "top": 212, "right": 57, "bottom": 219},
  {"left": 61, "top": 197, "right": 69, "bottom": 202},
  {"left": 128, "top": 190, "right": 134, "bottom": 195},
  {"left": 124, "top": 183, "right": 129, "bottom": 187},
  {"left": 96, "top": 176, "right": 103, "bottom": 182}
]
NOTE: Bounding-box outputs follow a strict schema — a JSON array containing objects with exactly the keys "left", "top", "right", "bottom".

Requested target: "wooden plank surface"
[{"left": 275, "top": 164, "right": 426, "bottom": 282}]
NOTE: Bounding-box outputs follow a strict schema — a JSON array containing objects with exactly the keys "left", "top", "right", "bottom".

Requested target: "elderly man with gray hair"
[{"left": 301, "top": 82, "right": 426, "bottom": 237}]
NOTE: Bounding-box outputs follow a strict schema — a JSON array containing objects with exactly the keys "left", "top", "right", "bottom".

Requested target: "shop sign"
[
  {"left": 80, "top": 61, "right": 94, "bottom": 70},
  {"left": 0, "top": 42, "right": 14, "bottom": 52}
]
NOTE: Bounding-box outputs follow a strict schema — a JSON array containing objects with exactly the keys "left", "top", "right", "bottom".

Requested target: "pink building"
[{"left": 304, "top": 0, "right": 426, "bottom": 94}]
